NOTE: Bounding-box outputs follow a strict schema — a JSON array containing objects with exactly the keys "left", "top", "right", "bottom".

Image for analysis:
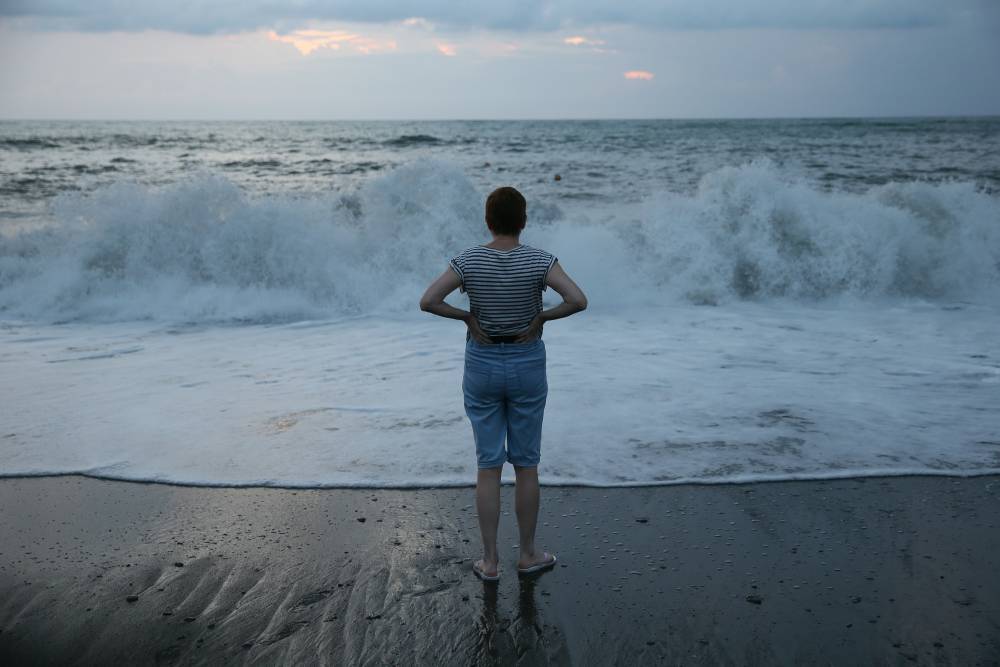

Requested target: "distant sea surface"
[
  {"left": 2, "top": 118, "right": 999, "bottom": 222},
  {"left": 2, "top": 118, "right": 999, "bottom": 488}
]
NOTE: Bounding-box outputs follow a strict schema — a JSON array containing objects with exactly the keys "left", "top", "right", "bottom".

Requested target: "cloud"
[
  {"left": 563, "top": 35, "right": 605, "bottom": 46},
  {"left": 267, "top": 29, "right": 396, "bottom": 55},
  {"left": 0, "top": 1, "right": 988, "bottom": 34},
  {"left": 624, "top": 70, "right": 654, "bottom": 80},
  {"left": 401, "top": 17, "right": 434, "bottom": 30},
  {"left": 435, "top": 41, "right": 457, "bottom": 56}
]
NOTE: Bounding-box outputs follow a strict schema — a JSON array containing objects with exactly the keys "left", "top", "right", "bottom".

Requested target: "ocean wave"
[
  {"left": 0, "top": 159, "right": 997, "bottom": 323},
  {"left": 0, "top": 160, "right": 483, "bottom": 322},
  {"left": 220, "top": 158, "right": 282, "bottom": 168},
  {"left": 382, "top": 134, "right": 444, "bottom": 147},
  {"left": 620, "top": 160, "right": 1000, "bottom": 303},
  {"left": 0, "top": 138, "right": 61, "bottom": 150}
]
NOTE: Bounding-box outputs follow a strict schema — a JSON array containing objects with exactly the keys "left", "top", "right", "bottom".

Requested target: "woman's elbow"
[
  {"left": 419, "top": 296, "right": 434, "bottom": 312},
  {"left": 573, "top": 295, "right": 588, "bottom": 312}
]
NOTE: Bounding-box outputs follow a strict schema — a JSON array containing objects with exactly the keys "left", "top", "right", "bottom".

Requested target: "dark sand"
[{"left": 1, "top": 475, "right": 998, "bottom": 666}]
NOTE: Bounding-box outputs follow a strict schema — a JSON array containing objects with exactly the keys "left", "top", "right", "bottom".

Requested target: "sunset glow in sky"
[
  {"left": 0, "top": 1, "right": 998, "bottom": 119},
  {"left": 624, "top": 71, "right": 655, "bottom": 81},
  {"left": 267, "top": 29, "right": 397, "bottom": 56}
]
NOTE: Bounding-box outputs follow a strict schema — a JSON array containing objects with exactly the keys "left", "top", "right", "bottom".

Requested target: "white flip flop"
[
  {"left": 473, "top": 560, "right": 500, "bottom": 582},
  {"left": 517, "top": 552, "right": 557, "bottom": 575}
]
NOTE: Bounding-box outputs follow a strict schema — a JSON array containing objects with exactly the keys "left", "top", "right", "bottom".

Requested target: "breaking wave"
[{"left": 1, "top": 159, "right": 998, "bottom": 323}]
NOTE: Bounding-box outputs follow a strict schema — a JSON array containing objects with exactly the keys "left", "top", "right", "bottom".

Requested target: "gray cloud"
[{"left": 0, "top": 0, "right": 990, "bottom": 34}]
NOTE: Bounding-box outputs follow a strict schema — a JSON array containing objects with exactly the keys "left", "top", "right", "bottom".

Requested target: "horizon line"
[{"left": 1, "top": 113, "right": 998, "bottom": 123}]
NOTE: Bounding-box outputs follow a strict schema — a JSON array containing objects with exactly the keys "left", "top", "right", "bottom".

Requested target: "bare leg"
[
  {"left": 475, "top": 466, "right": 503, "bottom": 576},
  {"left": 514, "top": 465, "right": 552, "bottom": 568}
]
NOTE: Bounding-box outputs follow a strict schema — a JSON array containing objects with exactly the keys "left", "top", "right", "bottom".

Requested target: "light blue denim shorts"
[{"left": 462, "top": 338, "right": 548, "bottom": 469}]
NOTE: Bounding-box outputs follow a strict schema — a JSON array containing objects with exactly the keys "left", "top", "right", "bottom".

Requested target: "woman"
[{"left": 419, "top": 186, "right": 587, "bottom": 581}]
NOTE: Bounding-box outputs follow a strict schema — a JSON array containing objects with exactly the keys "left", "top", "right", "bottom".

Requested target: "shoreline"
[
  {"left": 2, "top": 468, "right": 999, "bottom": 491},
  {"left": 2, "top": 474, "right": 998, "bottom": 665}
]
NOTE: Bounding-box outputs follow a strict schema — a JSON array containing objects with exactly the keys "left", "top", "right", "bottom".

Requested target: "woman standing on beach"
[{"left": 420, "top": 186, "right": 587, "bottom": 581}]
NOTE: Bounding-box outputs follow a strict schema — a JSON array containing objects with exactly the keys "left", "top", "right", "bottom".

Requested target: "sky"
[{"left": 0, "top": 0, "right": 998, "bottom": 120}]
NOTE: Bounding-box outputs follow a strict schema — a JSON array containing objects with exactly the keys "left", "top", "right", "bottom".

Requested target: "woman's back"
[
  {"left": 420, "top": 185, "right": 586, "bottom": 582},
  {"left": 450, "top": 244, "right": 557, "bottom": 336}
]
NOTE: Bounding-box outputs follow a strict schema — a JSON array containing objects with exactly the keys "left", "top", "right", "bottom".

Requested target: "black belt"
[{"left": 488, "top": 335, "right": 520, "bottom": 344}]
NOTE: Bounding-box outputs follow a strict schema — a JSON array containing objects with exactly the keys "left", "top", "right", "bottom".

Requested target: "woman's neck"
[{"left": 484, "top": 235, "right": 521, "bottom": 250}]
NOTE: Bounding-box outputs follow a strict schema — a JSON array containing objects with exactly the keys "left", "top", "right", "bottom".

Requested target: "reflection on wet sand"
[{"left": 473, "top": 576, "right": 552, "bottom": 664}]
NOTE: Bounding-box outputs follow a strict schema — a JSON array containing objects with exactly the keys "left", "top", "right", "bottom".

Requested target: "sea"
[{"left": 1, "top": 118, "right": 999, "bottom": 487}]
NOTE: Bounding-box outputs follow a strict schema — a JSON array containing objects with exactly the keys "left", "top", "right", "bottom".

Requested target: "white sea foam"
[
  {"left": 1, "top": 160, "right": 998, "bottom": 324},
  {"left": 621, "top": 162, "right": 1000, "bottom": 302},
  {"left": 1, "top": 303, "right": 998, "bottom": 488}
]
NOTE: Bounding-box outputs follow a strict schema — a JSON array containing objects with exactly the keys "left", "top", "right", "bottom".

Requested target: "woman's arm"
[
  {"left": 514, "top": 261, "right": 588, "bottom": 342},
  {"left": 540, "top": 261, "right": 587, "bottom": 322},
  {"left": 419, "top": 267, "right": 490, "bottom": 343}
]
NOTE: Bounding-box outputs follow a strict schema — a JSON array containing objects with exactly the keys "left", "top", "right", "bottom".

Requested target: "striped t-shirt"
[{"left": 449, "top": 244, "right": 558, "bottom": 336}]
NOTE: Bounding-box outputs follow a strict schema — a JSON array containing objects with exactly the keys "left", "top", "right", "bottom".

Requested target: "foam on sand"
[{"left": 2, "top": 302, "right": 998, "bottom": 488}]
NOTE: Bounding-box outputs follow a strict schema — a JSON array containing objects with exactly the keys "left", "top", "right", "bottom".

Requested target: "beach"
[
  {"left": 2, "top": 0, "right": 999, "bottom": 659},
  {"left": 2, "top": 119, "right": 999, "bottom": 665},
  {"left": 1, "top": 474, "right": 997, "bottom": 665}
]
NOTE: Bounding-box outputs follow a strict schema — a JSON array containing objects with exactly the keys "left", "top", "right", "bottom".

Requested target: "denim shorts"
[{"left": 462, "top": 338, "right": 548, "bottom": 468}]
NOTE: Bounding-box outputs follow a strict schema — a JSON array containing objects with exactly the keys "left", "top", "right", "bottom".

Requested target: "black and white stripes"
[{"left": 450, "top": 245, "right": 557, "bottom": 336}]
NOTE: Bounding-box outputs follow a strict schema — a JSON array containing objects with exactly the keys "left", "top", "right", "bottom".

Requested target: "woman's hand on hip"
[
  {"left": 515, "top": 316, "right": 544, "bottom": 343},
  {"left": 466, "top": 315, "right": 491, "bottom": 344}
]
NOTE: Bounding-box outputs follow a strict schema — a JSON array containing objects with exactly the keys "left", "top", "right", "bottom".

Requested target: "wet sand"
[{"left": 1, "top": 475, "right": 998, "bottom": 665}]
